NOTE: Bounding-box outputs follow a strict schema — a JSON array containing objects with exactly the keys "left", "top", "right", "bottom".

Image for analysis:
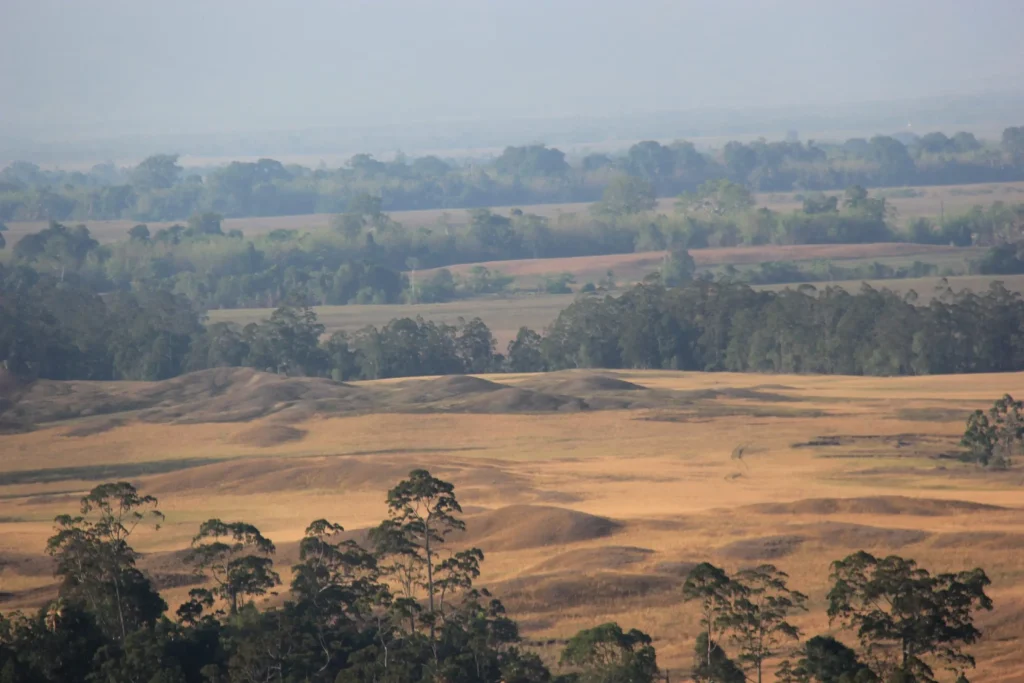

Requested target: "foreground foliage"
[{"left": 0, "top": 472, "right": 994, "bottom": 683}]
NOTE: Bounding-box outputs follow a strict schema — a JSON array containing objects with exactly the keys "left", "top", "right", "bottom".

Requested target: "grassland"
[
  {"left": 2, "top": 368, "right": 1024, "bottom": 679},
  {"left": 6, "top": 180, "right": 1024, "bottom": 245}
]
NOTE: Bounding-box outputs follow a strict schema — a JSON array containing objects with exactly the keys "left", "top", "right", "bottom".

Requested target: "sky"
[{"left": 1, "top": 0, "right": 1023, "bottom": 139}]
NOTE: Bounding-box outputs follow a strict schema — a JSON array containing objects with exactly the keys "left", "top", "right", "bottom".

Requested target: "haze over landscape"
[
  {"left": 4, "top": 2, "right": 1024, "bottom": 682},
  {"left": 3, "top": 0, "right": 1024, "bottom": 162}
]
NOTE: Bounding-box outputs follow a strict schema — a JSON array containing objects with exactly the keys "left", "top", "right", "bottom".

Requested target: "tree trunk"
[{"left": 425, "top": 519, "right": 436, "bottom": 658}]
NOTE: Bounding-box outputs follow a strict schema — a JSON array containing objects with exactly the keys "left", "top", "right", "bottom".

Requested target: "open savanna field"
[
  {"left": 6, "top": 179, "right": 1024, "bottom": 245},
  {"left": 2, "top": 367, "right": 1024, "bottom": 679}
]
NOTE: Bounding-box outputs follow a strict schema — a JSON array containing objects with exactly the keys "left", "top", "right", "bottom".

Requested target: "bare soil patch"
[
  {"left": 529, "top": 546, "right": 654, "bottom": 573},
  {"left": 747, "top": 495, "right": 1003, "bottom": 516},
  {"left": 230, "top": 424, "right": 308, "bottom": 447},
  {"left": 717, "top": 535, "right": 806, "bottom": 560}
]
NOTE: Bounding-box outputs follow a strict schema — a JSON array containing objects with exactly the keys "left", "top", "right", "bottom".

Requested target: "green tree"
[
  {"left": 185, "top": 519, "right": 280, "bottom": 615},
  {"left": 468, "top": 208, "right": 519, "bottom": 254},
  {"left": 691, "top": 632, "right": 745, "bottom": 683},
  {"left": 803, "top": 193, "right": 840, "bottom": 215},
  {"left": 725, "top": 564, "right": 808, "bottom": 683},
  {"left": 961, "top": 394, "right": 1024, "bottom": 467},
  {"left": 827, "top": 552, "right": 992, "bottom": 682},
  {"left": 455, "top": 317, "right": 497, "bottom": 373},
  {"left": 127, "top": 224, "right": 150, "bottom": 242},
  {"left": 683, "top": 562, "right": 736, "bottom": 675},
  {"left": 781, "top": 635, "right": 876, "bottom": 683},
  {"left": 1001, "top": 126, "right": 1024, "bottom": 160},
  {"left": 593, "top": 176, "right": 657, "bottom": 217},
  {"left": 625, "top": 140, "right": 675, "bottom": 179},
  {"left": 559, "top": 622, "right": 658, "bottom": 683},
  {"left": 370, "top": 469, "right": 470, "bottom": 648},
  {"left": 543, "top": 272, "right": 576, "bottom": 294},
  {"left": 130, "top": 154, "right": 182, "bottom": 191},
  {"left": 494, "top": 144, "right": 569, "bottom": 177},
  {"left": 506, "top": 326, "right": 546, "bottom": 372},
  {"left": 660, "top": 246, "right": 696, "bottom": 286},
  {"left": 676, "top": 179, "right": 754, "bottom": 216},
  {"left": 46, "top": 482, "right": 166, "bottom": 641},
  {"left": 186, "top": 212, "right": 223, "bottom": 236},
  {"left": 245, "top": 304, "right": 328, "bottom": 376}
]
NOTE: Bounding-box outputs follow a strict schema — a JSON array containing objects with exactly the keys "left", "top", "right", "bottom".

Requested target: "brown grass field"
[
  {"left": 2, "top": 368, "right": 1024, "bottom": 679},
  {"left": 6, "top": 180, "right": 1024, "bottom": 245},
  {"left": 208, "top": 273, "right": 1024, "bottom": 349}
]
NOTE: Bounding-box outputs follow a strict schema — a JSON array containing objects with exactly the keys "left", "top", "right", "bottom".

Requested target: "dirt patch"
[
  {"left": 897, "top": 407, "right": 970, "bottom": 423},
  {"left": 454, "top": 505, "right": 621, "bottom": 551},
  {"left": 530, "top": 546, "right": 654, "bottom": 573},
  {"left": 520, "top": 373, "right": 647, "bottom": 394},
  {"left": 0, "top": 551, "right": 54, "bottom": 576},
  {"left": 459, "top": 387, "right": 587, "bottom": 414},
  {"left": 718, "top": 535, "right": 806, "bottom": 560},
  {"left": 746, "top": 495, "right": 1003, "bottom": 516},
  {"left": 391, "top": 375, "right": 507, "bottom": 403},
  {"left": 673, "top": 387, "right": 798, "bottom": 403},
  {"left": 800, "top": 522, "right": 930, "bottom": 548},
  {"left": 62, "top": 417, "right": 126, "bottom": 437},
  {"left": 494, "top": 571, "right": 677, "bottom": 612},
  {"left": 230, "top": 424, "right": 308, "bottom": 447},
  {"left": 0, "top": 458, "right": 227, "bottom": 487},
  {"left": 750, "top": 384, "right": 797, "bottom": 391},
  {"left": 143, "top": 456, "right": 415, "bottom": 496},
  {"left": 793, "top": 434, "right": 936, "bottom": 449},
  {"left": 653, "top": 560, "right": 700, "bottom": 576},
  {"left": 640, "top": 404, "right": 827, "bottom": 422},
  {"left": 930, "top": 532, "right": 1024, "bottom": 550}
]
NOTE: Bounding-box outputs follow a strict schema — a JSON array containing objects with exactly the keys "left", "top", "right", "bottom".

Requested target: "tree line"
[
  {"left": 0, "top": 471, "right": 993, "bottom": 682},
  {"left": 2, "top": 184, "right": 1020, "bottom": 312},
  {"left": 6, "top": 264, "right": 1024, "bottom": 383},
  {"left": 2, "top": 126, "right": 1024, "bottom": 222}
]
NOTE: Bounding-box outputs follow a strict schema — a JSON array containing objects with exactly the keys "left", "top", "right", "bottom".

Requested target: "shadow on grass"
[{"left": 0, "top": 458, "right": 228, "bottom": 486}]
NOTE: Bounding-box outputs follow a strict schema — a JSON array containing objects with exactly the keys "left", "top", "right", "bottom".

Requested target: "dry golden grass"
[{"left": 3, "top": 369, "right": 1024, "bottom": 679}]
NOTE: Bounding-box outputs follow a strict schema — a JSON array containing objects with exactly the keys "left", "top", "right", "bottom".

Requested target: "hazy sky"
[{"left": 2, "top": 0, "right": 1022, "bottom": 137}]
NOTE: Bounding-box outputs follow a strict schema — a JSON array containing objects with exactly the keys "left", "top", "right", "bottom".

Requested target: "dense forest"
[
  {"left": 2, "top": 127, "right": 1024, "bottom": 223},
  {"left": 0, "top": 472, "right": 993, "bottom": 682},
  {"left": 5, "top": 259, "right": 1024, "bottom": 384}
]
